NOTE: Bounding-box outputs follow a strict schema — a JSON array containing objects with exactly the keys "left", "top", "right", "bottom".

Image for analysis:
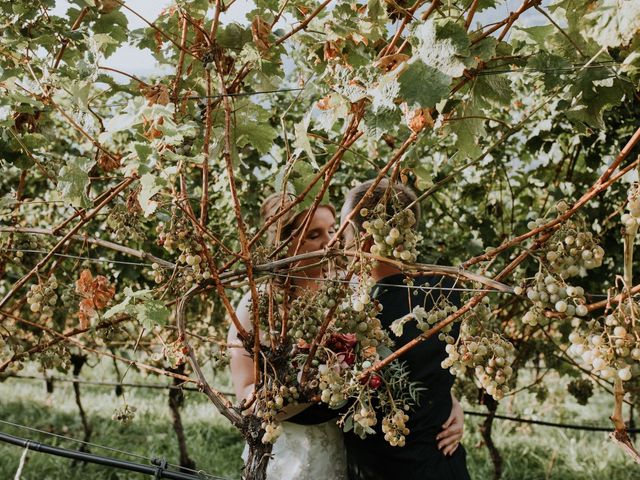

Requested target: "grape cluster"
[
  {"left": 336, "top": 273, "right": 390, "bottom": 348},
  {"left": 622, "top": 187, "right": 640, "bottom": 233},
  {"left": 174, "top": 137, "right": 195, "bottom": 157},
  {"left": 26, "top": 275, "right": 59, "bottom": 320},
  {"left": 532, "top": 208, "right": 603, "bottom": 279},
  {"left": 288, "top": 294, "right": 328, "bottom": 344},
  {"left": 516, "top": 274, "right": 588, "bottom": 327},
  {"left": 163, "top": 338, "right": 190, "bottom": 368},
  {"left": 34, "top": 342, "right": 71, "bottom": 372},
  {"left": 352, "top": 404, "right": 377, "bottom": 430},
  {"left": 150, "top": 262, "right": 167, "bottom": 285},
  {"left": 567, "top": 378, "right": 594, "bottom": 405},
  {"left": 3, "top": 235, "right": 42, "bottom": 267},
  {"left": 202, "top": 50, "right": 216, "bottom": 72},
  {"left": 112, "top": 403, "right": 137, "bottom": 425},
  {"left": 106, "top": 205, "right": 144, "bottom": 242},
  {"left": 156, "top": 219, "right": 210, "bottom": 285},
  {"left": 247, "top": 270, "right": 418, "bottom": 448},
  {"left": 255, "top": 383, "right": 300, "bottom": 443},
  {"left": 442, "top": 332, "right": 515, "bottom": 400},
  {"left": 361, "top": 203, "right": 419, "bottom": 263},
  {"left": 345, "top": 360, "right": 416, "bottom": 445},
  {"left": 382, "top": 410, "right": 410, "bottom": 447},
  {"left": 390, "top": 299, "right": 458, "bottom": 342},
  {"left": 318, "top": 361, "right": 348, "bottom": 407},
  {"left": 568, "top": 300, "right": 640, "bottom": 382},
  {"left": 334, "top": 302, "right": 388, "bottom": 349}
]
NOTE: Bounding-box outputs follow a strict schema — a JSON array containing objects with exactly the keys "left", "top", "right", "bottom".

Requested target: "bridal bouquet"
[{"left": 252, "top": 272, "right": 421, "bottom": 447}]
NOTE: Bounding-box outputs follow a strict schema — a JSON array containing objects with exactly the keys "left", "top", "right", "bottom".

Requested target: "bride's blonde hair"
[{"left": 261, "top": 192, "right": 335, "bottom": 246}]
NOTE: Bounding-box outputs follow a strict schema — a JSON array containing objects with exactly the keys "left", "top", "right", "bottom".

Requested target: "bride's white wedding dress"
[{"left": 243, "top": 419, "right": 348, "bottom": 479}]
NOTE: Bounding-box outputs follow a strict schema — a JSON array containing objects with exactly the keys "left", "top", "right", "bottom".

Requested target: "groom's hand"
[{"left": 436, "top": 395, "right": 464, "bottom": 456}]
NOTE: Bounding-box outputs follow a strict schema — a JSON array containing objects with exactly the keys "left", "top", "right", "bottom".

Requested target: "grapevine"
[{"left": 1, "top": 1, "right": 640, "bottom": 478}]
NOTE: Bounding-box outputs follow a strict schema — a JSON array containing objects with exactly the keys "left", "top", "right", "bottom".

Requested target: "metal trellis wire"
[
  {"left": 4, "top": 376, "right": 636, "bottom": 435},
  {"left": 465, "top": 410, "right": 640, "bottom": 434},
  {"left": 0, "top": 246, "right": 614, "bottom": 298},
  {"left": 3, "top": 373, "right": 234, "bottom": 395}
]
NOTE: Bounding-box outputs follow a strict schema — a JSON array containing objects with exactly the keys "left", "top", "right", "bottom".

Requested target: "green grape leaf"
[
  {"left": 399, "top": 60, "right": 451, "bottom": 108},
  {"left": 412, "top": 18, "right": 470, "bottom": 77},
  {"left": 234, "top": 104, "right": 278, "bottom": 155},
  {"left": 134, "top": 299, "right": 170, "bottom": 329},
  {"left": 470, "top": 37, "right": 498, "bottom": 63},
  {"left": 584, "top": 0, "right": 640, "bottom": 48},
  {"left": 473, "top": 75, "right": 512, "bottom": 108},
  {"left": 104, "top": 288, "right": 169, "bottom": 329},
  {"left": 293, "top": 114, "right": 317, "bottom": 168},
  {"left": 217, "top": 23, "right": 252, "bottom": 49},
  {"left": 565, "top": 70, "right": 626, "bottom": 129},
  {"left": 362, "top": 107, "right": 403, "bottom": 141},
  {"left": 138, "top": 173, "right": 164, "bottom": 217},
  {"left": 515, "top": 25, "right": 555, "bottom": 45},
  {"left": 58, "top": 157, "right": 95, "bottom": 208},
  {"left": 103, "top": 296, "right": 133, "bottom": 319},
  {"left": 528, "top": 52, "right": 571, "bottom": 89},
  {"left": 448, "top": 95, "right": 485, "bottom": 159}
]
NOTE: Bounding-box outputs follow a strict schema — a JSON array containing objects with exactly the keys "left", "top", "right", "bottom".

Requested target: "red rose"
[
  {"left": 339, "top": 352, "right": 356, "bottom": 367},
  {"left": 327, "top": 333, "right": 357, "bottom": 352}
]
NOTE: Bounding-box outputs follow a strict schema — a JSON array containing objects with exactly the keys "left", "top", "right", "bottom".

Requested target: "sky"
[
  {"left": 51, "top": 0, "right": 254, "bottom": 79},
  {"left": 49, "top": 1, "right": 547, "bottom": 81}
]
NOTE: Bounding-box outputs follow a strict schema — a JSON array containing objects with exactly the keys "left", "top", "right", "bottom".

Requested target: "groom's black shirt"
[{"left": 344, "top": 274, "right": 471, "bottom": 480}]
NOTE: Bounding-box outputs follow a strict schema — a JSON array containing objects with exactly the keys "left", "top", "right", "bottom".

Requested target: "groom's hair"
[{"left": 341, "top": 178, "right": 420, "bottom": 233}]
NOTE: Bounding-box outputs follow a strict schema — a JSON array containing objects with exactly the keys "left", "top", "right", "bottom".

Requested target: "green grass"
[
  {"left": 1, "top": 365, "right": 639, "bottom": 480},
  {"left": 0, "top": 370, "right": 244, "bottom": 480}
]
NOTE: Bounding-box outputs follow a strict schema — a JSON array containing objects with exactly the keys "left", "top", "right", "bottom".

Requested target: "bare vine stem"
[
  {"left": 274, "top": 0, "right": 333, "bottom": 46},
  {"left": 176, "top": 286, "right": 243, "bottom": 426}
]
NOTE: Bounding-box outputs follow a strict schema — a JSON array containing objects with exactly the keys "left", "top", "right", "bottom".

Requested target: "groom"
[{"left": 339, "top": 179, "right": 471, "bottom": 480}]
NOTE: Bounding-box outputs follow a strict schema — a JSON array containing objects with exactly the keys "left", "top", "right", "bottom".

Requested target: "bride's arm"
[
  {"left": 228, "top": 292, "right": 256, "bottom": 407},
  {"left": 228, "top": 292, "right": 313, "bottom": 418}
]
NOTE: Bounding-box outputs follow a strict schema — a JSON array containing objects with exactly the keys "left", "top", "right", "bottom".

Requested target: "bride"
[{"left": 227, "top": 192, "right": 349, "bottom": 479}]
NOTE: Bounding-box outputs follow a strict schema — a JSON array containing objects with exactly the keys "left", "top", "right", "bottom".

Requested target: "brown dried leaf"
[
  {"left": 142, "top": 116, "right": 164, "bottom": 140},
  {"left": 405, "top": 107, "right": 434, "bottom": 133},
  {"left": 96, "top": 0, "right": 120, "bottom": 14},
  {"left": 126, "top": 188, "right": 142, "bottom": 214},
  {"left": 374, "top": 54, "right": 409, "bottom": 73},
  {"left": 76, "top": 269, "right": 115, "bottom": 326},
  {"left": 13, "top": 111, "right": 41, "bottom": 133},
  {"left": 323, "top": 41, "right": 340, "bottom": 61},
  {"left": 189, "top": 19, "right": 210, "bottom": 58},
  {"left": 251, "top": 16, "right": 271, "bottom": 52},
  {"left": 141, "top": 84, "right": 170, "bottom": 106},
  {"left": 97, "top": 152, "right": 122, "bottom": 173},
  {"left": 316, "top": 95, "right": 333, "bottom": 111},
  {"left": 362, "top": 346, "right": 378, "bottom": 359},
  {"left": 154, "top": 29, "right": 165, "bottom": 53}
]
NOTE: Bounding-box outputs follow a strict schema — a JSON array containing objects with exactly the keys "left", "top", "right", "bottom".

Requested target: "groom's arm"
[{"left": 436, "top": 393, "right": 465, "bottom": 456}]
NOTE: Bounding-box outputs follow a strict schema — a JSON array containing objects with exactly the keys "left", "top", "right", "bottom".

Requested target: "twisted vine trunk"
[
  {"left": 167, "top": 365, "right": 196, "bottom": 472},
  {"left": 242, "top": 428, "right": 272, "bottom": 480},
  {"left": 480, "top": 394, "right": 502, "bottom": 480}
]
